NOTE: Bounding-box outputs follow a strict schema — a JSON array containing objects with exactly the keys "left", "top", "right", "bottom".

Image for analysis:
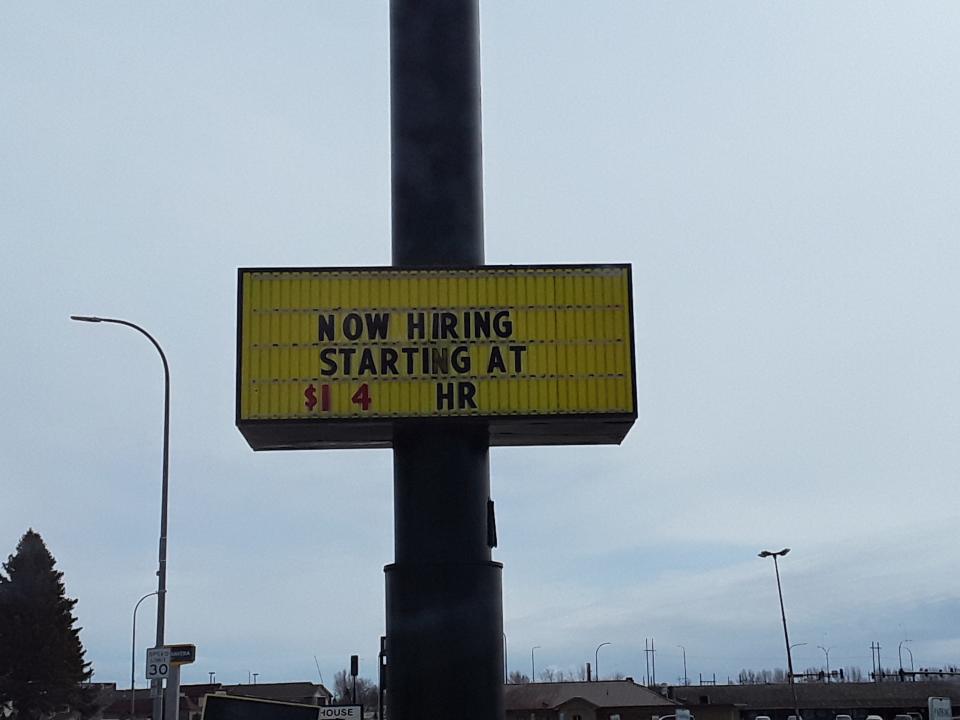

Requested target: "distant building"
[
  {"left": 504, "top": 679, "right": 677, "bottom": 720},
  {"left": 668, "top": 680, "right": 958, "bottom": 720},
  {"left": 97, "top": 681, "right": 332, "bottom": 720}
]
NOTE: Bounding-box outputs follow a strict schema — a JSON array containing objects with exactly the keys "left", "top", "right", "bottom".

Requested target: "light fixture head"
[{"left": 70, "top": 315, "right": 102, "bottom": 323}]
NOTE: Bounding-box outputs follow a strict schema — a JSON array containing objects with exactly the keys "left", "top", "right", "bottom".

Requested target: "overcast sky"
[{"left": 2, "top": 1, "right": 959, "bottom": 690}]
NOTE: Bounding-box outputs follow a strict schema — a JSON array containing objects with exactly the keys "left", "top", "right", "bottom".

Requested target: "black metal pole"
[
  {"left": 71, "top": 316, "right": 170, "bottom": 720},
  {"left": 386, "top": 2, "right": 503, "bottom": 720},
  {"left": 772, "top": 556, "right": 801, "bottom": 719}
]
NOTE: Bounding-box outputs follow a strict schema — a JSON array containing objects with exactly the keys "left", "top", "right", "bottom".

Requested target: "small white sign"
[
  {"left": 929, "top": 697, "right": 952, "bottom": 720},
  {"left": 318, "top": 707, "right": 361, "bottom": 719},
  {"left": 146, "top": 647, "right": 171, "bottom": 680}
]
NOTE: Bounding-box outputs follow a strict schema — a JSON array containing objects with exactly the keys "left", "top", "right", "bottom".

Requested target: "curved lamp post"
[
  {"left": 677, "top": 645, "right": 688, "bottom": 686},
  {"left": 595, "top": 642, "right": 611, "bottom": 682},
  {"left": 818, "top": 645, "right": 834, "bottom": 682},
  {"left": 898, "top": 639, "right": 912, "bottom": 674},
  {"left": 72, "top": 315, "right": 170, "bottom": 720},
  {"left": 759, "top": 548, "right": 801, "bottom": 720}
]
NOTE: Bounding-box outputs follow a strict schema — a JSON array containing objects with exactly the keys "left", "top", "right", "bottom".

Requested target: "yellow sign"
[{"left": 236, "top": 265, "right": 636, "bottom": 449}]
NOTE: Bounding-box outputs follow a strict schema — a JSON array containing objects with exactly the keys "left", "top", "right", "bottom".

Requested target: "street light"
[
  {"left": 899, "top": 640, "right": 912, "bottom": 675},
  {"left": 531, "top": 646, "right": 541, "bottom": 682},
  {"left": 758, "top": 548, "right": 801, "bottom": 720},
  {"left": 817, "top": 646, "right": 834, "bottom": 682},
  {"left": 72, "top": 315, "right": 171, "bottom": 720},
  {"left": 677, "top": 645, "right": 688, "bottom": 686},
  {"left": 131, "top": 592, "right": 159, "bottom": 716},
  {"left": 503, "top": 632, "right": 508, "bottom": 683},
  {"left": 595, "top": 643, "right": 611, "bottom": 682}
]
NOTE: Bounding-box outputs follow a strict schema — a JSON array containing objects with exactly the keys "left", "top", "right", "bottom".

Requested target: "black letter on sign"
[
  {"left": 436, "top": 382, "right": 455, "bottom": 410},
  {"left": 486, "top": 346, "right": 507, "bottom": 374},
  {"left": 343, "top": 313, "right": 363, "bottom": 340},
  {"left": 320, "top": 348, "right": 338, "bottom": 376},
  {"left": 508, "top": 345, "right": 528, "bottom": 372},
  {"left": 365, "top": 312, "right": 390, "bottom": 340},
  {"left": 407, "top": 312, "right": 425, "bottom": 340},
  {"left": 358, "top": 348, "right": 378, "bottom": 375},
  {"left": 451, "top": 345, "right": 471, "bottom": 373},
  {"left": 493, "top": 310, "right": 513, "bottom": 338},
  {"left": 458, "top": 381, "right": 478, "bottom": 409},
  {"left": 318, "top": 314, "right": 336, "bottom": 342}
]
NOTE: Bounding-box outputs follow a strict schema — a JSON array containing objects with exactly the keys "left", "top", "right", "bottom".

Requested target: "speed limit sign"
[{"left": 146, "top": 647, "right": 171, "bottom": 680}]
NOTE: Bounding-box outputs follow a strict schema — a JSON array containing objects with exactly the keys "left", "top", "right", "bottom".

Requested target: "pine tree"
[{"left": 0, "top": 529, "right": 95, "bottom": 720}]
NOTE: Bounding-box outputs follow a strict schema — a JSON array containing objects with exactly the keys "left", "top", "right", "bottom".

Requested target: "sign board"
[
  {"left": 168, "top": 644, "right": 196, "bottom": 665},
  {"left": 318, "top": 708, "right": 361, "bottom": 719},
  {"left": 929, "top": 697, "right": 952, "bottom": 720},
  {"left": 202, "top": 695, "right": 322, "bottom": 720},
  {"left": 145, "top": 647, "right": 170, "bottom": 680},
  {"left": 236, "top": 264, "right": 637, "bottom": 450}
]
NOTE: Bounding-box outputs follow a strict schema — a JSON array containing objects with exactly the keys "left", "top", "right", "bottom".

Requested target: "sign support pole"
[
  {"left": 163, "top": 664, "right": 180, "bottom": 720},
  {"left": 386, "top": 2, "right": 504, "bottom": 719}
]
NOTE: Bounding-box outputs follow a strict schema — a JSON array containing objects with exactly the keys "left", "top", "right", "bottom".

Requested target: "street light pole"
[
  {"left": 677, "top": 645, "right": 688, "bottom": 686},
  {"left": 72, "top": 315, "right": 170, "bottom": 720},
  {"left": 898, "top": 640, "right": 912, "bottom": 676},
  {"left": 503, "top": 633, "right": 508, "bottom": 683},
  {"left": 531, "top": 646, "right": 540, "bottom": 682},
  {"left": 595, "top": 643, "right": 611, "bottom": 682},
  {"left": 132, "top": 592, "right": 159, "bottom": 716},
  {"left": 817, "top": 646, "right": 833, "bottom": 682},
  {"left": 759, "top": 548, "right": 801, "bottom": 720}
]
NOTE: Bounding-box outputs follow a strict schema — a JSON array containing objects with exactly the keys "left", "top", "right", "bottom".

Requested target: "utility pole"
[
  {"left": 870, "top": 642, "right": 882, "bottom": 681},
  {"left": 385, "top": 3, "right": 503, "bottom": 720},
  {"left": 644, "top": 639, "right": 651, "bottom": 686},
  {"left": 651, "top": 637, "right": 657, "bottom": 685}
]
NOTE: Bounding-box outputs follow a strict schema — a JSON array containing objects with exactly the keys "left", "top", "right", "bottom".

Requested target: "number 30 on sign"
[{"left": 146, "top": 647, "right": 170, "bottom": 680}]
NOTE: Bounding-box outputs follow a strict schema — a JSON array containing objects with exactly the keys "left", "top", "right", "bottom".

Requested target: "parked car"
[
  {"left": 866, "top": 715, "right": 884, "bottom": 720},
  {"left": 835, "top": 714, "right": 853, "bottom": 720}
]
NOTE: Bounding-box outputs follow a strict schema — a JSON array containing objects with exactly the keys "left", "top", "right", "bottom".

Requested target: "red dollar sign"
[{"left": 304, "top": 384, "right": 318, "bottom": 411}]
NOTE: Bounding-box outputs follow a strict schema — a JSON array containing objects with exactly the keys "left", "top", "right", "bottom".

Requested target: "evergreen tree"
[{"left": 0, "top": 529, "right": 95, "bottom": 719}]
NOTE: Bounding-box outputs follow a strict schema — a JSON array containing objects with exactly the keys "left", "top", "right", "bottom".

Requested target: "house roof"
[
  {"left": 505, "top": 680, "right": 678, "bottom": 710},
  {"left": 670, "top": 681, "right": 959, "bottom": 710},
  {"left": 99, "top": 687, "right": 205, "bottom": 718},
  {"left": 223, "top": 682, "right": 332, "bottom": 702}
]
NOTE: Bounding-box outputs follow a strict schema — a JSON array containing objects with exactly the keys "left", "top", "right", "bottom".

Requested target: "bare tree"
[
  {"left": 507, "top": 671, "right": 529, "bottom": 684},
  {"left": 332, "top": 669, "right": 377, "bottom": 707}
]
